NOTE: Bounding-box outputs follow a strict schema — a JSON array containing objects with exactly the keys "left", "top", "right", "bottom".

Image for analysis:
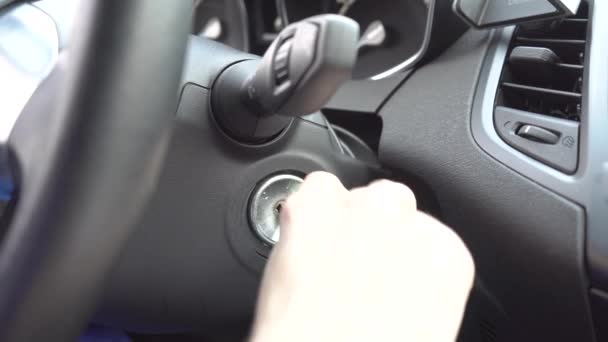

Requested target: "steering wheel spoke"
[{"left": 0, "top": 1, "right": 191, "bottom": 341}]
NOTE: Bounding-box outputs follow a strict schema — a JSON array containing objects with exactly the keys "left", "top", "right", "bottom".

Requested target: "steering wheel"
[
  {"left": 0, "top": 1, "right": 191, "bottom": 340},
  {"left": 0, "top": 0, "right": 378, "bottom": 339}
]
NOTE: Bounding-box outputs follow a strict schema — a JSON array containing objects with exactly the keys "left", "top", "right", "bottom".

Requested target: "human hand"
[{"left": 250, "top": 172, "right": 475, "bottom": 342}]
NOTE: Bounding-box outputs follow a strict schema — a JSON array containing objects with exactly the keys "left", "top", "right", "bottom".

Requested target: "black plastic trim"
[
  {"left": 591, "top": 288, "right": 608, "bottom": 342},
  {"left": 501, "top": 82, "right": 582, "bottom": 100},
  {"left": 379, "top": 27, "right": 595, "bottom": 342},
  {"left": 470, "top": 0, "right": 608, "bottom": 292},
  {"left": 452, "top": 0, "right": 580, "bottom": 29},
  {"left": 494, "top": 106, "right": 580, "bottom": 174},
  {"left": 515, "top": 36, "right": 586, "bottom": 46}
]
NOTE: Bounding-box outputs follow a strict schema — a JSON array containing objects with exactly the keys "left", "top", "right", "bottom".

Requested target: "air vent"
[{"left": 494, "top": 1, "right": 589, "bottom": 175}]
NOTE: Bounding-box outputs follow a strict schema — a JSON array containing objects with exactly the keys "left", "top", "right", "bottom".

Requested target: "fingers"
[
  {"left": 283, "top": 175, "right": 417, "bottom": 229},
  {"left": 280, "top": 172, "right": 348, "bottom": 239},
  {"left": 406, "top": 212, "right": 475, "bottom": 289},
  {"left": 297, "top": 171, "right": 347, "bottom": 198},
  {"left": 280, "top": 175, "right": 418, "bottom": 242},
  {"left": 253, "top": 172, "right": 475, "bottom": 342},
  {"left": 355, "top": 179, "right": 417, "bottom": 210},
  {"left": 348, "top": 180, "right": 417, "bottom": 227}
]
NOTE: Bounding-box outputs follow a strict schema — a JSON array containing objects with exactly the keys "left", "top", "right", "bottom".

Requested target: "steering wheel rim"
[{"left": 0, "top": 1, "right": 191, "bottom": 340}]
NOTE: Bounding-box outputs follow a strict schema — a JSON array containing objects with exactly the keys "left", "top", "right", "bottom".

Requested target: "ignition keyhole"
[{"left": 274, "top": 201, "right": 285, "bottom": 215}]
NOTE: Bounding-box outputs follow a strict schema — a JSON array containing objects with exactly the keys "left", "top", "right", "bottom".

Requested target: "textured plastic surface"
[
  {"left": 469, "top": 0, "right": 608, "bottom": 293},
  {"left": 93, "top": 83, "right": 380, "bottom": 332},
  {"left": 591, "top": 289, "right": 608, "bottom": 342},
  {"left": 378, "top": 29, "right": 594, "bottom": 341},
  {"left": 324, "top": 73, "right": 411, "bottom": 114},
  {"left": 494, "top": 106, "right": 579, "bottom": 174}
]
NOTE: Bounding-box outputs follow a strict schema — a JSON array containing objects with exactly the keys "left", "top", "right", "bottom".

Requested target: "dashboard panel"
[
  {"left": 192, "top": 0, "right": 250, "bottom": 51},
  {"left": 180, "top": 2, "right": 607, "bottom": 340},
  {"left": 279, "top": 0, "right": 429, "bottom": 79},
  {"left": 191, "top": 0, "right": 282, "bottom": 54},
  {"left": 0, "top": 0, "right": 606, "bottom": 341},
  {"left": 379, "top": 27, "right": 595, "bottom": 342},
  {"left": 470, "top": 0, "right": 608, "bottom": 294},
  {"left": 192, "top": 0, "right": 450, "bottom": 80}
]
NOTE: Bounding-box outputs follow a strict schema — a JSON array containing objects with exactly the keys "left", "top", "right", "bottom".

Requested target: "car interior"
[{"left": 0, "top": 0, "right": 607, "bottom": 341}]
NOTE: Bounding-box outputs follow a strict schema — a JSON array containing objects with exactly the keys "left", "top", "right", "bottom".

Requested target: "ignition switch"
[{"left": 249, "top": 174, "right": 303, "bottom": 245}]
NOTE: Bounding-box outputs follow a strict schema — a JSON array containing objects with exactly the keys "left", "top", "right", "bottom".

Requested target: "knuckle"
[
  {"left": 278, "top": 196, "right": 303, "bottom": 238},
  {"left": 371, "top": 179, "right": 415, "bottom": 196},
  {"left": 353, "top": 179, "right": 417, "bottom": 210},
  {"left": 282, "top": 194, "right": 303, "bottom": 221},
  {"left": 297, "top": 172, "right": 345, "bottom": 199},
  {"left": 304, "top": 171, "right": 342, "bottom": 188},
  {"left": 415, "top": 213, "right": 474, "bottom": 269}
]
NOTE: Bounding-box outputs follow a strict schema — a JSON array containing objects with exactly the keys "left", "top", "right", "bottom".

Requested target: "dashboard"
[
  {"left": 188, "top": 2, "right": 608, "bottom": 341},
  {"left": 1, "top": 0, "right": 607, "bottom": 341},
  {"left": 193, "top": 0, "right": 433, "bottom": 80}
]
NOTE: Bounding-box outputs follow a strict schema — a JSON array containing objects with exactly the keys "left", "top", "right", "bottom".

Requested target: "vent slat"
[
  {"left": 496, "top": 2, "right": 589, "bottom": 122},
  {"left": 519, "top": 19, "right": 588, "bottom": 40},
  {"left": 501, "top": 82, "right": 582, "bottom": 101},
  {"left": 556, "top": 63, "right": 583, "bottom": 70},
  {"left": 563, "top": 18, "right": 588, "bottom": 23},
  {"left": 493, "top": 1, "right": 587, "bottom": 173},
  {"left": 515, "top": 37, "right": 586, "bottom": 47},
  {"left": 513, "top": 38, "right": 585, "bottom": 64}
]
